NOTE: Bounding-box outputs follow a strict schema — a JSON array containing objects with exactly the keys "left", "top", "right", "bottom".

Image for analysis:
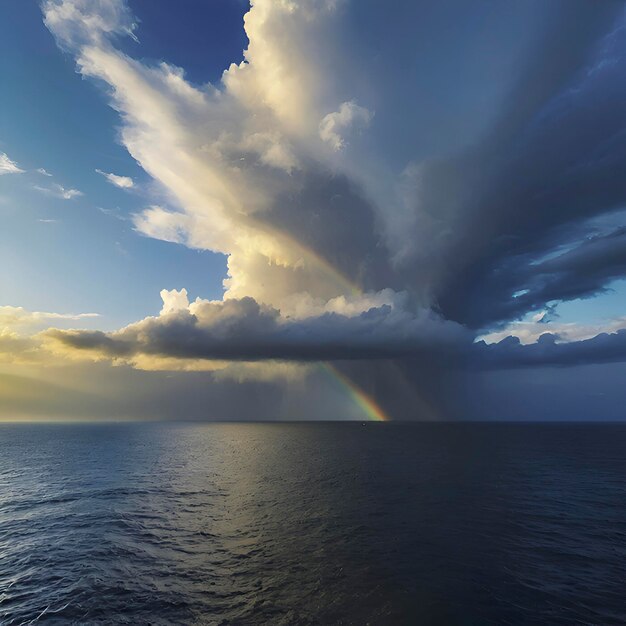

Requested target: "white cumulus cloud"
[
  {"left": 0, "top": 152, "right": 25, "bottom": 175},
  {"left": 96, "top": 168, "right": 134, "bottom": 188}
]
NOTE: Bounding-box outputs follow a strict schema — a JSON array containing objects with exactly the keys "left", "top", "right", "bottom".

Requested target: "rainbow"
[
  {"left": 321, "top": 363, "right": 390, "bottom": 421},
  {"left": 250, "top": 223, "right": 390, "bottom": 420}
]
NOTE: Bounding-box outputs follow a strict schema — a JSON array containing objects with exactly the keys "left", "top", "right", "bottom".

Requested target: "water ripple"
[{"left": 1, "top": 422, "right": 625, "bottom": 624}]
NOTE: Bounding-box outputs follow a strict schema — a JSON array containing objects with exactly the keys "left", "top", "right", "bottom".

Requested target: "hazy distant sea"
[{"left": 1, "top": 422, "right": 625, "bottom": 625}]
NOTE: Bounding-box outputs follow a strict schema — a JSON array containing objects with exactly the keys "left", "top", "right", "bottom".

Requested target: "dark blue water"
[{"left": 1, "top": 422, "right": 625, "bottom": 625}]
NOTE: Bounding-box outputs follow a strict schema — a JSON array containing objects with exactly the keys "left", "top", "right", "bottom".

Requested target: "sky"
[{"left": 1, "top": 0, "right": 626, "bottom": 421}]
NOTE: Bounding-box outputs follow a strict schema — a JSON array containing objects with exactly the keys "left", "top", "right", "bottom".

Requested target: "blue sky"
[{"left": 0, "top": 0, "right": 250, "bottom": 327}]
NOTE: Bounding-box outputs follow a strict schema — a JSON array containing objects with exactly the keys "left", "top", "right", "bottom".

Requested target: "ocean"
[{"left": 1, "top": 422, "right": 624, "bottom": 624}]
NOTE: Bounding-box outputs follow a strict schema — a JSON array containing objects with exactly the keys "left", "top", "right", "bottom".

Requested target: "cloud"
[
  {"left": 480, "top": 315, "right": 626, "bottom": 346},
  {"left": 36, "top": 168, "right": 53, "bottom": 176},
  {"left": 319, "top": 101, "right": 373, "bottom": 151},
  {"left": 474, "top": 329, "right": 626, "bottom": 369},
  {"left": 34, "top": 183, "right": 83, "bottom": 200},
  {"left": 0, "top": 306, "right": 100, "bottom": 368},
  {"left": 0, "top": 152, "right": 24, "bottom": 175},
  {"left": 400, "top": 5, "right": 626, "bottom": 329},
  {"left": 42, "top": 0, "right": 395, "bottom": 312},
  {"left": 95, "top": 168, "right": 134, "bottom": 188},
  {"left": 0, "top": 305, "right": 99, "bottom": 330},
  {"left": 98, "top": 206, "right": 127, "bottom": 220},
  {"left": 132, "top": 206, "right": 188, "bottom": 244},
  {"left": 43, "top": 0, "right": 137, "bottom": 48},
  {"left": 47, "top": 289, "right": 468, "bottom": 364}
]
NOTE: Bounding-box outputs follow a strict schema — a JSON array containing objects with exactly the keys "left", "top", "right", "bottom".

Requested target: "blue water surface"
[{"left": 1, "top": 422, "right": 625, "bottom": 624}]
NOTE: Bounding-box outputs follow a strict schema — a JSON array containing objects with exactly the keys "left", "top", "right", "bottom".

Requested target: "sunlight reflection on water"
[{"left": 1, "top": 422, "right": 625, "bottom": 624}]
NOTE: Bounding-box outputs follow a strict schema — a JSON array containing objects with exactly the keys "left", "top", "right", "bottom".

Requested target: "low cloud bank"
[
  {"left": 475, "top": 330, "right": 626, "bottom": 369},
  {"left": 47, "top": 293, "right": 468, "bottom": 362}
]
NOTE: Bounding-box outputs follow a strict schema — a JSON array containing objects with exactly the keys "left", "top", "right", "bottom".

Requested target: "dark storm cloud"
[
  {"left": 47, "top": 297, "right": 468, "bottom": 362},
  {"left": 401, "top": 3, "right": 626, "bottom": 329},
  {"left": 48, "top": 293, "right": 626, "bottom": 371},
  {"left": 509, "top": 227, "right": 626, "bottom": 316},
  {"left": 263, "top": 167, "right": 399, "bottom": 293},
  {"left": 474, "top": 330, "right": 626, "bottom": 369}
]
